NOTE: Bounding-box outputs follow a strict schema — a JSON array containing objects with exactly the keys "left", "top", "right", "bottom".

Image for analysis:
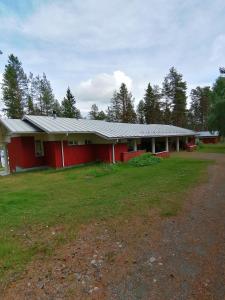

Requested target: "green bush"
[{"left": 128, "top": 153, "right": 161, "bottom": 167}]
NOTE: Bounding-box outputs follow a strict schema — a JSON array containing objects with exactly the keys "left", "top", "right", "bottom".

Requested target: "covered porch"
[{"left": 138, "top": 136, "right": 194, "bottom": 156}]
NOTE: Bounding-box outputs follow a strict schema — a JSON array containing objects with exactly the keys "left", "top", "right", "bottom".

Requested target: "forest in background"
[{"left": 1, "top": 54, "right": 225, "bottom": 135}]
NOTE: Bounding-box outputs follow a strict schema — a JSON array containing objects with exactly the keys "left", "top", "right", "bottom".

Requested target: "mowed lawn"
[
  {"left": 0, "top": 157, "right": 210, "bottom": 284},
  {"left": 198, "top": 142, "right": 225, "bottom": 153}
]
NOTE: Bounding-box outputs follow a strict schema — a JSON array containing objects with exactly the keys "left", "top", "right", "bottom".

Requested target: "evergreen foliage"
[
  {"left": 61, "top": 87, "right": 81, "bottom": 118},
  {"left": 136, "top": 100, "right": 145, "bottom": 123},
  {"left": 107, "top": 83, "right": 136, "bottom": 123},
  {"left": 2, "top": 54, "right": 28, "bottom": 118},
  {"left": 89, "top": 104, "right": 106, "bottom": 120},
  {"left": 143, "top": 83, "right": 162, "bottom": 124},
  {"left": 208, "top": 76, "right": 225, "bottom": 136},
  {"left": 189, "top": 86, "right": 211, "bottom": 130},
  {"left": 162, "top": 67, "right": 187, "bottom": 127}
]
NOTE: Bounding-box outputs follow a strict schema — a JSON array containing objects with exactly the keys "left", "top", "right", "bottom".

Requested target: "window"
[
  {"left": 85, "top": 139, "right": 92, "bottom": 145},
  {"left": 35, "top": 140, "right": 44, "bottom": 157},
  {"left": 68, "top": 140, "right": 78, "bottom": 146}
]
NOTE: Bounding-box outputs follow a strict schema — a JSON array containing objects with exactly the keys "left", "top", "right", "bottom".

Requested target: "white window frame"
[
  {"left": 68, "top": 140, "right": 78, "bottom": 146},
  {"left": 35, "top": 140, "right": 44, "bottom": 157}
]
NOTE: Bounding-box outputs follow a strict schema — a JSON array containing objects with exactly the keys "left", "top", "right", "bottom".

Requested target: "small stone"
[
  {"left": 93, "top": 287, "right": 99, "bottom": 292},
  {"left": 91, "top": 259, "right": 97, "bottom": 266},
  {"left": 27, "top": 282, "right": 31, "bottom": 287},
  {"left": 149, "top": 257, "right": 156, "bottom": 263},
  {"left": 75, "top": 273, "right": 82, "bottom": 281},
  {"left": 52, "top": 231, "right": 56, "bottom": 235},
  {"left": 153, "top": 278, "right": 157, "bottom": 283},
  {"left": 93, "top": 254, "right": 98, "bottom": 259},
  {"left": 158, "top": 262, "right": 163, "bottom": 266}
]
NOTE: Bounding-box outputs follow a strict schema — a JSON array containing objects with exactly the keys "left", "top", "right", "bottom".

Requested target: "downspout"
[
  {"left": 61, "top": 140, "right": 65, "bottom": 168},
  {"left": 112, "top": 143, "right": 115, "bottom": 164}
]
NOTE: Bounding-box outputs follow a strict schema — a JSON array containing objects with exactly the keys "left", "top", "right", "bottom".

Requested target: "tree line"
[
  {"left": 1, "top": 54, "right": 225, "bottom": 135},
  {"left": 1, "top": 54, "right": 81, "bottom": 119}
]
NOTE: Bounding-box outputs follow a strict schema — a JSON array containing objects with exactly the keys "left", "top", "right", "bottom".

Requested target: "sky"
[{"left": 1, "top": 0, "right": 225, "bottom": 115}]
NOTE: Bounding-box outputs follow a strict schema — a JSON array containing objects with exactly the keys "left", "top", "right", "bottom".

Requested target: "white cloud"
[
  {"left": 210, "top": 34, "right": 225, "bottom": 63},
  {"left": 75, "top": 71, "right": 132, "bottom": 113}
]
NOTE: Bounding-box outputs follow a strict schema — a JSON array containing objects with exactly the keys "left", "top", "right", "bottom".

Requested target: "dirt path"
[{"left": 2, "top": 153, "right": 225, "bottom": 300}]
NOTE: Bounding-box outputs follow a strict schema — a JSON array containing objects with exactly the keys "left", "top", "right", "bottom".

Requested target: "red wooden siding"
[
  {"left": 63, "top": 143, "right": 96, "bottom": 166},
  {"left": 8, "top": 137, "right": 45, "bottom": 172},
  {"left": 44, "top": 141, "right": 62, "bottom": 168},
  {"left": 114, "top": 144, "right": 128, "bottom": 161},
  {"left": 121, "top": 150, "right": 146, "bottom": 162},
  {"left": 200, "top": 137, "right": 220, "bottom": 144},
  {"left": 153, "top": 151, "right": 170, "bottom": 158},
  {"left": 95, "top": 144, "right": 112, "bottom": 163}
]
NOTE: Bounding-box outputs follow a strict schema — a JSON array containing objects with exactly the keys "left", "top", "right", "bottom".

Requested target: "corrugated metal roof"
[
  {"left": 0, "top": 118, "right": 41, "bottom": 133},
  {"left": 197, "top": 131, "right": 219, "bottom": 137},
  {"left": 23, "top": 115, "right": 196, "bottom": 139}
]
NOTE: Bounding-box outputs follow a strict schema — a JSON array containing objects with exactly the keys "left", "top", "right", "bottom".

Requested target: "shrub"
[{"left": 128, "top": 153, "right": 161, "bottom": 167}]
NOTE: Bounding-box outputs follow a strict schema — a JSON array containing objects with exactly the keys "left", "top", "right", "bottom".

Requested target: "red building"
[
  {"left": 197, "top": 131, "right": 220, "bottom": 144},
  {"left": 0, "top": 115, "right": 196, "bottom": 174}
]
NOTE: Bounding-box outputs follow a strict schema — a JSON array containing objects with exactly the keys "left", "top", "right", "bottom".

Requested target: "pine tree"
[
  {"left": 89, "top": 104, "right": 99, "bottom": 119},
  {"left": 208, "top": 75, "right": 225, "bottom": 136},
  {"left": 107, "top": 83, "right": 136, "bottom": 123},
  {"left": 189, "top": 86, "right": 211, "bottom": 130},
  {"left": 89, "top": 104, "right": 106, "bottom": 120},
  {"left": 2, "top": 54, "right": 28, "bottom": 118},
  {"left": 136, "top": 100, "right": 145, "bottom": 124},
  {"left": 26, "top": 73, "right": 37, "bottom": 115},
  {"left": 52, "top": 100, "right": 62, "bottom": 117},
  {"left": 162, "top": 67, "right": 187, "bottom": 127},
  {"left": 143, "top": 83, "right": 162, "bottom": 124}
]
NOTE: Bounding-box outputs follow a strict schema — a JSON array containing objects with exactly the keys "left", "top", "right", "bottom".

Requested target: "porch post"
[
  {"left": 133, "top": 140, "right": 137, "bottom": 151},
  {"left": 3, "top": 144, "right": 9, "bottom": 174},
  {"left": 112, "top": 143, "right": 115, "bottom": 164},
  {"left": 176, "top": 136, "right": 180, "bottom": 152},
  {"left": 152, "top": 137, "right": 155, "bottom": 154},
  {"left": 165, "top": 137, "right": 169, "bottom": 152}
]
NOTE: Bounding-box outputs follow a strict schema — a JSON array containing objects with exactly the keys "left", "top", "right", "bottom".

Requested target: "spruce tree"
[
  {"left": 2, "top": 54, "right": 28, "bottom": 118},
  {"left": 61, "top": 87, "right": 80, "bottom": 118},
  {"left": 162, "top": 67, "right": 187, "bottom": 127},
  {"left": 143, "top": 83, "right": 162, "bottom": 124},
  {"left": 136, "top": 100, "right": 145, "bottom": 124}
]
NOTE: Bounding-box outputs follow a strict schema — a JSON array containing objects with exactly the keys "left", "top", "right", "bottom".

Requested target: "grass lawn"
[
  {"left": 0, "top": 157, "right": 211, "bottom": 285},
  {"left": 197, "top": 142, "right": 225, "bottom": 153}
]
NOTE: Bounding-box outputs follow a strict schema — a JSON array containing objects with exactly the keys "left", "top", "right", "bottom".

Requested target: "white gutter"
[{"left": 61, "top": 140, "right": 65, "bottom": 167}]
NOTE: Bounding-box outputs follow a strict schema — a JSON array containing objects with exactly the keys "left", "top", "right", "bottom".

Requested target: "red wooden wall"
[{"left": 7, "top": 137, "right": 130, "bottom": 172}]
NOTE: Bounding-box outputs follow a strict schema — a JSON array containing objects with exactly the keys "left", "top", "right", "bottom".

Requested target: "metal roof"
[
  {"left": 0, "top": 118, "right": 41, "bottom": 133},
  {"left": 22, "top": 115, "right": 196, "bottom": 139},
  {"left": 197, "top": 131, "right": 219, "bottom": 137}
]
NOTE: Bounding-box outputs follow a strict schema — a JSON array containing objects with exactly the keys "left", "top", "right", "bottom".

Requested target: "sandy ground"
[{"left": 2, "top": 152, "right": 225, "bottom": 300}]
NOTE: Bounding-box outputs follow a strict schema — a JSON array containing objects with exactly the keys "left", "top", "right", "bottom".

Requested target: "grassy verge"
[
  {"left": 0, "top": 157, "right": 211, "bottom": 284},
  {"left": 197, "top": 142, "right": 225, "bottom": 153}
]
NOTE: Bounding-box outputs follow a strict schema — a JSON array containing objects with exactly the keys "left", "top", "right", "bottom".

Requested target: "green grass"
[
  {"left": 0, "top": 157, "right": 211, "bottom": 284},
  {"left": 197, "top": 142, "right": 225, "bottom": 153}
]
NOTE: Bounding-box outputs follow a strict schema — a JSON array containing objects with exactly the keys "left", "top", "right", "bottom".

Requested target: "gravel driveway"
[{"left": 3, "top": 152, "right": 225, "bottom": 300}]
